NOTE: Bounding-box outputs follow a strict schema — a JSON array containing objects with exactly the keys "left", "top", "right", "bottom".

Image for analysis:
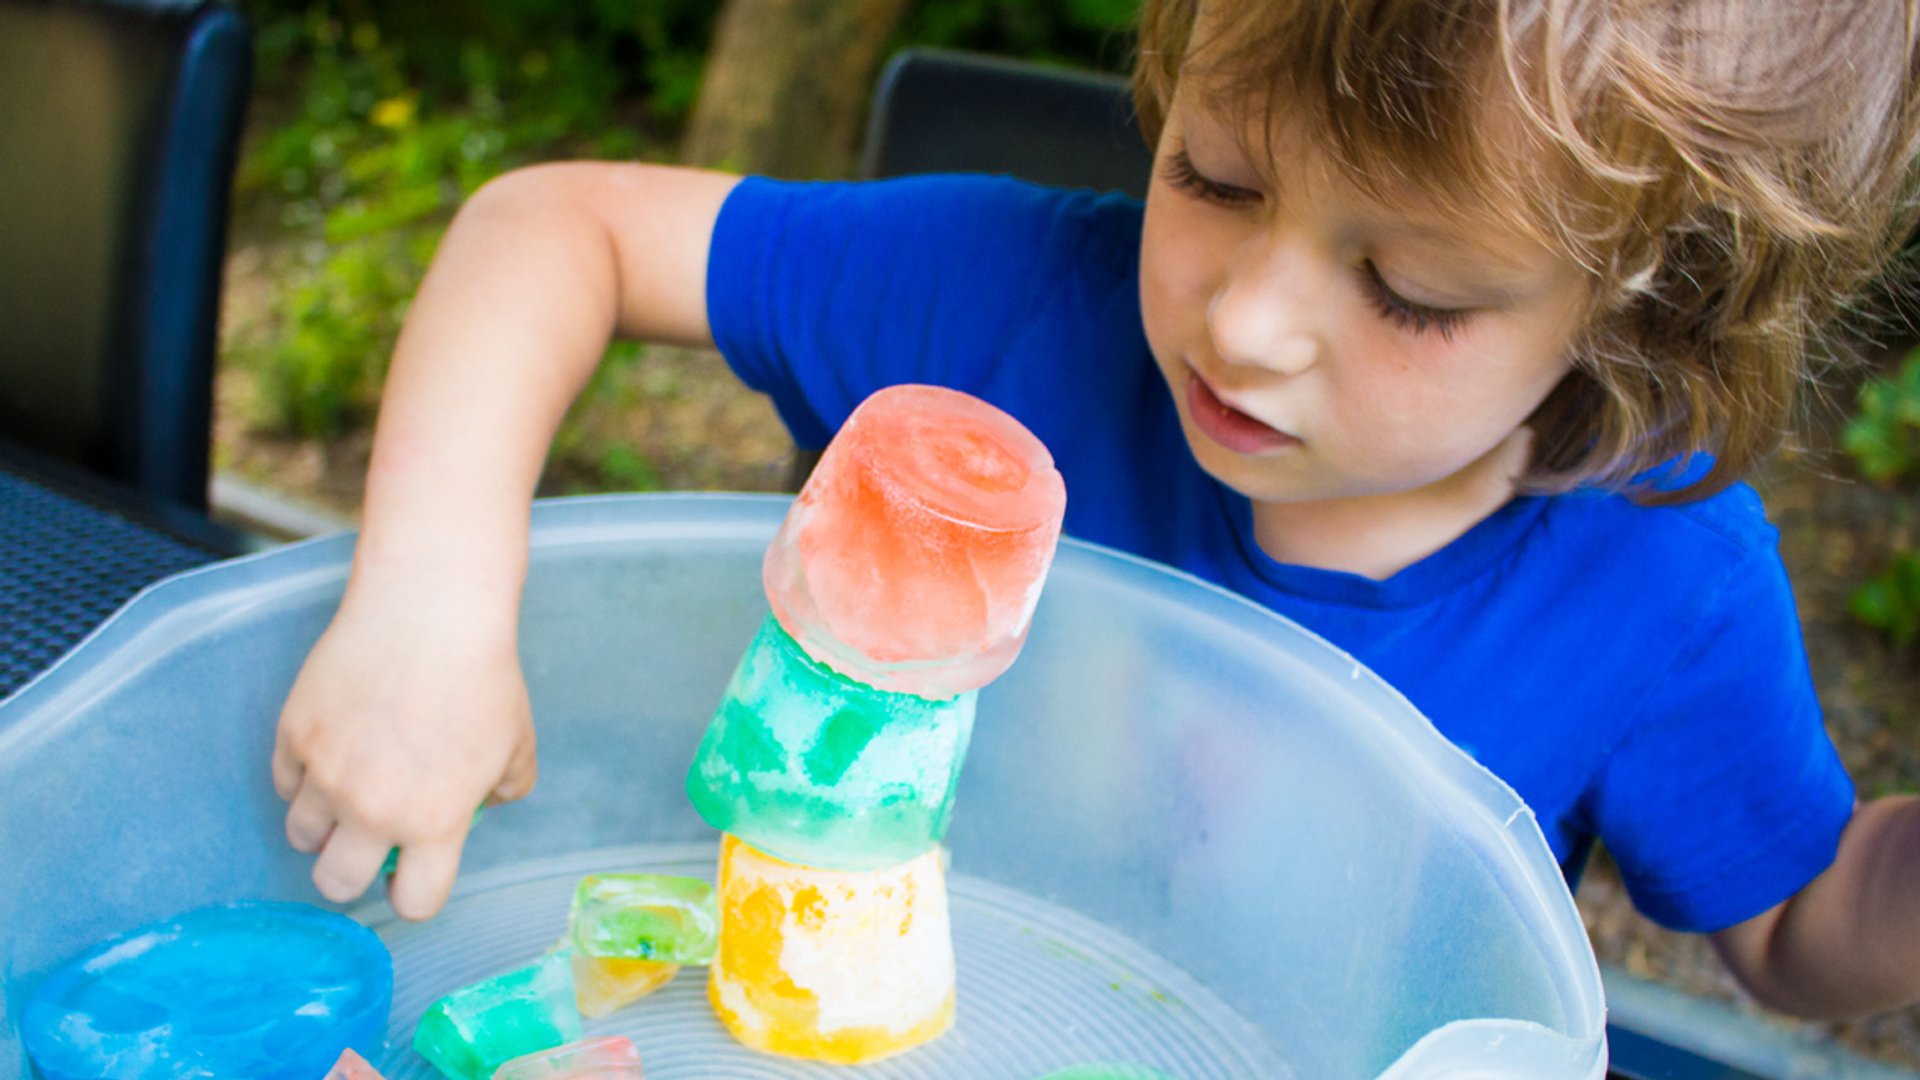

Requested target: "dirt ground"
[{"left": 214, "top": 238, "right": 1920, "bottom": 1069}]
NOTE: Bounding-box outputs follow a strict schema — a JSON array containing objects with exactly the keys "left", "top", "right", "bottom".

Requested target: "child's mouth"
[{"left": 1185, "top": 372, "right": 1300, "bottom": 454}]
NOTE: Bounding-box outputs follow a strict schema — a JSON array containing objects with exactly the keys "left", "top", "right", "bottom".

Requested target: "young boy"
[{"left": 273, "top": 0, "right": 1920, "bottom": 1020}]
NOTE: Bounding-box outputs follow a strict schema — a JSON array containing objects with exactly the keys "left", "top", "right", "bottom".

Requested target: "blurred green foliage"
[
  {"left": 896, "top": 0, "right": 1138, "bottom": 72},
  {"left": 1843, "top": 350, "right": 1920, "bottom": 487},
  {"left": 230, "top": 0, "right": 1137, "bottom": 482},
  {"left": 233, "top": 1, "right": 676, "bottom": 438},
  {"left": 1851, "top": 551, "right": 1920, "bottom": 653},
  {"left": 1842, "top": 351, "right": 1920, "bottom": 650}
]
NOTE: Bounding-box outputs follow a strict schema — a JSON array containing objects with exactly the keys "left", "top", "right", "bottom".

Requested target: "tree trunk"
[{"left": 681, "top": 0, "right": 912, "bottom": 179}]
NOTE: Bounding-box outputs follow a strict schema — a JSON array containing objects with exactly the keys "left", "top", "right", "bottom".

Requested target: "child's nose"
[{"left": 1206, "top": 247, "right": 1321, "bottom": 377}]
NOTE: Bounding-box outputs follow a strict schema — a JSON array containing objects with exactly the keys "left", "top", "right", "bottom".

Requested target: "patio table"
[{"left": 0, "top": 441, "right": 244, "bottom": 699}]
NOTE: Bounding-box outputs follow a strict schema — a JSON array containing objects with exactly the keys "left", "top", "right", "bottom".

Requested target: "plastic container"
[{"left": 0, "top": 494, "right": 1606, "bottom": 1079}]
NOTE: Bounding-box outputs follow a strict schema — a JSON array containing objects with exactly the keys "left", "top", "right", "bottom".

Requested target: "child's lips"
[{"left": 1185, "top": 372, "right": 1300, "bottom": 454}]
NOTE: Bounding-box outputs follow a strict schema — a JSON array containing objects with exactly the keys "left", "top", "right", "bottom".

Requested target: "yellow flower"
[{"left": 370, "top": 95, "right": 416, "bottom": 131}]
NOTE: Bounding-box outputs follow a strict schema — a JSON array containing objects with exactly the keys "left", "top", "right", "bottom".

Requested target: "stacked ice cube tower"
[{"left": 686, "top": 384, "right": 1066, "bottom": 1064}]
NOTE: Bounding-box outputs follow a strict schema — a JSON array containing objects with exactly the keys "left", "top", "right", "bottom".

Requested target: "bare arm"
[
  {"left": 273, "top": 162, "right": 741, "bottom": 920},
  {"left": 356, "top": 162, "right": 738, "bottom": 594},
  {"left": 1711, "top": 794, "right": 1920, "bottom": 1019}
]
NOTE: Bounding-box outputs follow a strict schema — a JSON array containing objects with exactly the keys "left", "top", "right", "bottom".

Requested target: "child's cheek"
[{"left": 1139, "top": 201, "right": 1227, "bottom": 352}]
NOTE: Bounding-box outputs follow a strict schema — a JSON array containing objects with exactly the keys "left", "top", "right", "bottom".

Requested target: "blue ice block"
[{"left": 21, "top": 900, "right": 393, "bottom": 1080}]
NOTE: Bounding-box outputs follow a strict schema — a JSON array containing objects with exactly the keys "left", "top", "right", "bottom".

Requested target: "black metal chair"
[
  {"left": 0, "top": 0, "right": 254, "bottom": 695},
  {"left": 0, "top": 0, "right": 251, "bottom": 524},
  {"left": 858, "top": 46, "right": 1155, "bottom": 199},
  {"left": 779, "top": 48, "right": 1157, "bottom": 490}
]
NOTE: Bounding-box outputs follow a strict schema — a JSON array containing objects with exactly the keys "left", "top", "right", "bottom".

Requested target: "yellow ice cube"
[
  {"left": 570, "top": 953, "right": 678, "bottom": 1019},
  {"left": 709, "top": 834, "right": 954, "bottom": 1064}
]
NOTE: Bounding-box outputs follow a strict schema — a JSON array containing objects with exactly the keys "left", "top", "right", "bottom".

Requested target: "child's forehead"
[
  {"left": 1176, "top": 81, "right": 1564, "bottom": 268},
  {"left": 1166, "top": 0, "right": 1592, "bottom": 253}
]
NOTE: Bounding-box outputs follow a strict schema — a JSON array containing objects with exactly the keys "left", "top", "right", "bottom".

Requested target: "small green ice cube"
[
  {"left": 569, "top": 873, "right": 718, "bottom": 964},
  {"left": 410, "top": 951, "right": 580, "bottom": 1080},
  {"left": 1036, "top": 1065, "right": 1180, "bottom": 1080}
]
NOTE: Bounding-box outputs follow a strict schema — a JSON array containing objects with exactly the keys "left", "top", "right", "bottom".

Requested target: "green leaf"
[
  {"left": 1845, "top": 353, "right": 1920, "bottom": 485},
  {"left": 597, "top": 444, "right": 662, "bottom": 492},
  {"left": 1852, "top": 551, "right": 1920, "bottom": 651},
  {"left": 1852, "top": 579, "right": 1896, "bottom": 629}
]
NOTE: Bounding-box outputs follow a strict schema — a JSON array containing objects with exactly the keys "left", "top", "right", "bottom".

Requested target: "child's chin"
[{"left": 1184, "top": 440, "right": 1317, "bottom": 503}]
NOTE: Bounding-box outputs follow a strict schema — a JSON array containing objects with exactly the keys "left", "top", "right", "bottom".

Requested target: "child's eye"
[
  {"left": 1358, "top": 260, "right": 1472, "bottom": 341},
  {"left": 1161, "top": 148, "right": 1261, "bottom": 207}
]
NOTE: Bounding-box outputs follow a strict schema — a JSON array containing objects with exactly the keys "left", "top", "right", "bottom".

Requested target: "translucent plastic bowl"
[{"left": 0, "top": 494, "right": 1606, "bottom": 1079}]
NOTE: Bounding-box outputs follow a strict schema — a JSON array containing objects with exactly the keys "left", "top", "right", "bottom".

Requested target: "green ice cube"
[
  {"left": 410, "top": 951, "right": 580, "bottom": 1080},
  {"left": 568, "top": 873, "right": 718, "bottom": 963},
  {"left": 685, "top": 614, "right": 976, "bottom": 870}
]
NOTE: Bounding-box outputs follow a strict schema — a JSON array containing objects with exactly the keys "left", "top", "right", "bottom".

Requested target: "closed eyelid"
[
  {"left": 1162, "top": 142, "right": 1262, "bottom": 205},
  {"left": 1374, "top": 255, "right": 1538, "bottom": 309},
  {"left": 1359, "top": 259, "right": 1474, "bottom": 340},
  {"left": 1366, "top": 260, "right": 1479, "bottom": 311}
]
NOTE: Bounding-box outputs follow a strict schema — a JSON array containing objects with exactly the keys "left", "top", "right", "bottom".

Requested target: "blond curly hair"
[{"left": 1134, "top": 0, "right": 1920, "bottom": 501}]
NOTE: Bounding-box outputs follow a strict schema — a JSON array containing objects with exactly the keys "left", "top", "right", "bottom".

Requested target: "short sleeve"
[
  {"left": 704, "top": 174, "right": 1133, "bottom": 449},
  {"left": 1579, "top": 541, "right": 1854, "bottom": 933}
]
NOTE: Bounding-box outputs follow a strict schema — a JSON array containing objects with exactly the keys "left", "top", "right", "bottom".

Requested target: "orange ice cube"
[
  {"left": 764, "top": 384, "right": 1065, "bottom": 697},
  {"left": 324, "top": 1048, "right": 386, "bottom": 1079}
]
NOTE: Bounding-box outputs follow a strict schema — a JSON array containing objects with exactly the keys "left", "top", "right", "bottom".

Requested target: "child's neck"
[{"left": 1249, "top": 430, "right": 1532, "bottom": 581}]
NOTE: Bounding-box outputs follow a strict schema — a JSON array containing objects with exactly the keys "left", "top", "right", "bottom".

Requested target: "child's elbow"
[
  {"left": 1712, "top": 898, "right": 1920, "bottom": 1021},
  {"left": 461, "top": 162, "right": 587, "bottom": 224}
]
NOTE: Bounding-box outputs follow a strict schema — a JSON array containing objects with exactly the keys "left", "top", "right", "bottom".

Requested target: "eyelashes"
[
  {"left": 1160, "top": 148, "right": 1261, "bottom": 207},
  {"left": 1161, "top": 144, "right": 1474, "bottom": 341},
  {"left": 1358, "top": 260, "right": 1472, "bottom": 342}
]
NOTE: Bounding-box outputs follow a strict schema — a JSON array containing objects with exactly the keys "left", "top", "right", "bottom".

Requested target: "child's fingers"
[
  {"left": 490, "top": 740, "right": 539, "bottom": 804},
  {"left": 388, "top": 839, "right": 463, "bottom": 922},
  {"left": 310, "top": 822, "right": 390, "bottom": 905},
  {"left": 270, "top": 730, "right": 303, "bottom": 802},
  {"left": 284, "top": 780, "right": 337, "bottom": 854}
]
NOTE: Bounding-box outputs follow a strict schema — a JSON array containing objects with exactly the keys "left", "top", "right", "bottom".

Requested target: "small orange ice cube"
[{"left": 324, "top": 1047, "right": 386, "bottom": 1079}]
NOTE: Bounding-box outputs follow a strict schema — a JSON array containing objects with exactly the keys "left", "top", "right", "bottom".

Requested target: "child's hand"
[
  {"left": 262, "top": 160, "right": 738, "bottom": 922},
  {"left": 271, "top": 584, "right": 535, "bottom": 922}
]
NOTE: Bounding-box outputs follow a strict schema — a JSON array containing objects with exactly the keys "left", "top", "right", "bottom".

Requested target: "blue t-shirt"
[{"left": 704, "top": 173, "right": 1855, "bottom": 934}]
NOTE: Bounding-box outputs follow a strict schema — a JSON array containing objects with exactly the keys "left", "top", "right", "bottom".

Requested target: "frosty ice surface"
[
  {"left": 763, "top": 384, "right": 1065, "bottom": 698},
  {"left": 20, "top": 901, "right": 391, "bottom": 1080},
  {"left": 569, "top": 953, "right": 678, "bottom": 1018},
  {"left": 492, "top": 1035, "right": 644, "bottom": 1079},
  {"left": 412, "top": 951, "right": 580, "bottom": 1080},
  {"left": 709, "top": 834, "right": 954, "bottom": 1064},
  {"left": 687, "top": 615, "right": 976, "bottom": 869},
  {"left": 326, "top": 1048, "right": 387, "bottom": 1079},
  {"left": 568, "top": 873, "right": 718, "bottom": 963}
]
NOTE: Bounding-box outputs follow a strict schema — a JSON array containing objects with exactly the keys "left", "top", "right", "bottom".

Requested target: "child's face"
[{"left": 1139, "top": 81, "right": 1591, "bottom": 508}]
